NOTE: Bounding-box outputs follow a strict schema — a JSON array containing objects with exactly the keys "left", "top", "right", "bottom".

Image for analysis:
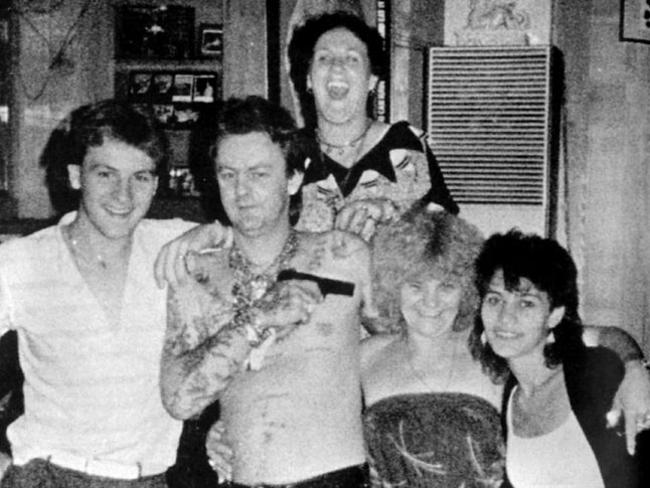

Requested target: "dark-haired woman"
[
  {"left": 470, "top": 230, "right": 643, "bottom": 488},
  {"left": 288, "top": 11, "right": 457, "bottom": 238}
]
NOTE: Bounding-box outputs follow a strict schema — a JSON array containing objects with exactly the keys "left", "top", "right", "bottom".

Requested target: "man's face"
[
  {"left": 215, "top": 131, "right": 302, "bottom": 238},
  {"left": 67, "top": 138, "right": 158, "bottom": 240}
]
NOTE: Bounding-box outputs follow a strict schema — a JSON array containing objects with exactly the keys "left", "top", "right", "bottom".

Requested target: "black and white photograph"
[
  {"left": 151, "top": 73, "right": 174, "bottom": 98},
  {"left": 115, "top": 4, "right": 194, "bottom": 59},
  {"left": 192, "top": 74, "right": 217, "bottom": 103},
  {"left": 171, "top": 73, "right": 193, "bottom": 103},
  {"left": 198, "top": 23, "right": 223, "bottom": 58},
  {"left": 128, "top": 72, "right": 152, "bottom": 98},
  {"left": 1, "top": 1, "right": 650, "bottom": 488}
]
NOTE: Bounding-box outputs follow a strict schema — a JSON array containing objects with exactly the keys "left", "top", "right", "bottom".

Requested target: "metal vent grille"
[{"left": 426, "top": 46, "right": 554, "bottom": 205}]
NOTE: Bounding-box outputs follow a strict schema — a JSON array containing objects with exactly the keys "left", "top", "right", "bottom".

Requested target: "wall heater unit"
[{"left": 425, "top": 46, "right": 560, "bottom": 237}]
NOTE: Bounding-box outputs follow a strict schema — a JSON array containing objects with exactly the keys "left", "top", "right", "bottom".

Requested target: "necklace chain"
[
  {"left": 229, "top": 230, "right": 299, "bottom": 330},
  {"left": 316, "top": 119, "right": 372, "bottom": 158}
]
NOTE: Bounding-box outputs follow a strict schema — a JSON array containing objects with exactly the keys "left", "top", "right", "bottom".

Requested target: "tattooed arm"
[{"left": 160, "top": 280, "right": 251, "bottom": 420}]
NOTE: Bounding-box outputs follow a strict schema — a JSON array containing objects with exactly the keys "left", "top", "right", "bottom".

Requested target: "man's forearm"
[
  {"left": 584, "top": 325, "right": 644, "bottom": 363},
  {"left": 161, "top": 326, "right": 250, "bottom": 419}
]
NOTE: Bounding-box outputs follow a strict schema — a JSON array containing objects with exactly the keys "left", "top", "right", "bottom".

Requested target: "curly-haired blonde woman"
[{"left": 361, "top": 203, "right": 504, "bottom": 488}]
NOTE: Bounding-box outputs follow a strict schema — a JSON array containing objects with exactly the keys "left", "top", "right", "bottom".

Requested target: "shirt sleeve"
[{"left": 0, "top": 268, "right": 14, "bottom": 337}]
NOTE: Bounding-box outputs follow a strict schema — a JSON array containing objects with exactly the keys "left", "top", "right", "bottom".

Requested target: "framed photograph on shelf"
[
  {"left": 172, "top": 73, "right": 194, "bottom": 103},
  {"left": 151, "top": 73, "right": 174, "bottom": 99},
  {"left": 115, "top": 5, "right": 195, "bottom": 59},
  {"left": 198, "top": 23, "right": 223, "bottom": 58},
  {"left": 193, "top": 74, "right": 218, "bottom": 103},
  {"left": 620, "top": 0, "right": 650, "bottom": 43},
  {"left": 129, "top": 72, "right": 152, "bottom": 99}
]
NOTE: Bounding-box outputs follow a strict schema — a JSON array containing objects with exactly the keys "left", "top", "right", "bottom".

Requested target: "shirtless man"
[{"left": 160, "top": 96, "right": 373, "bottom": 487}]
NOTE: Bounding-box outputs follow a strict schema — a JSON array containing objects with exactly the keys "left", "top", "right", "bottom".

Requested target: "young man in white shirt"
[{"left": 0, "top": 100, "right": 199, "bottom": 487}]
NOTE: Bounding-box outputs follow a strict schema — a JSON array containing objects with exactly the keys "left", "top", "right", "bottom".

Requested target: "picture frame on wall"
[
  {"left": 620, "top": 0, "right": 650, "bottom": 43},
  {"left": 115, "top": 5, "right": 195, "bottom": 59},
  {"left": 198, "top": 23, "right": 223, "bottom": 58}
]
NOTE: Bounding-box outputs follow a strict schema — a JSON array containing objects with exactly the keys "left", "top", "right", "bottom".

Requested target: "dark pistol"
[{"left": 277, "top": 269, "right": 355, "bottom": 297}]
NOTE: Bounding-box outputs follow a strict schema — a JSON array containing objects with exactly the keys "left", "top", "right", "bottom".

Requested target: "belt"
[
  {"left": 228, "top": 463, "right": 368, "bottom": 488},
  {"left": 13, "top": 451, "right": 164, "bottom": 480}
]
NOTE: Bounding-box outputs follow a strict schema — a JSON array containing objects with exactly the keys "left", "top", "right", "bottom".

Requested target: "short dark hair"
[
  {"left": 41, "top": 99, "right": 167, "bottom": 213},
  {"left": 469, "top": 230, "right": 584, "bottom": 383},
  {"left": 288, "top": 11, "right": 387, "bottom": 128},
  {"left": 212, "top": 96, "right": 308, "bottom": 177}
]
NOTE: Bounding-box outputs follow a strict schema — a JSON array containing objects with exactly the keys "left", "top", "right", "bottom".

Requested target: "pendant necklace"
[
  {"left": 316, "top": 118, "right": 373, "bottom": 158},
  {"left": 229, "top": 230, "right": 299, "bottom": 318}
]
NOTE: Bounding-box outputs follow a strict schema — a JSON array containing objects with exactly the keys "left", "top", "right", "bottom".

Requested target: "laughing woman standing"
[
  {"left": 470, "top": 231, "right": 642, "bottom": 488},
  {"left": 288, "top": 11, "right": 457, "bottom": 238}
]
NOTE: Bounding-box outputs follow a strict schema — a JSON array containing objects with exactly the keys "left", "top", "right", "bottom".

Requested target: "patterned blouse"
[{"left": 295, "top": 121, "right": 458, "bottom": 232}]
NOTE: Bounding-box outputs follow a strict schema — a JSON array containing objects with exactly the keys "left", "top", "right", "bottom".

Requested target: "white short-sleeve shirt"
[{"left": 0, "top": 212, "right": 196, "bottom": 474}]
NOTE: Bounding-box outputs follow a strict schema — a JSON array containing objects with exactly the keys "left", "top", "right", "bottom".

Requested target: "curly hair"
[
  {"left": 287, "top": 11, "right": 387, "bottom": 128},
  {"left": 468, "top": 230, "right": 584, "bottom": 383},
  {"left": 370, "top": 201, "right": 484, "bottom": 334}
]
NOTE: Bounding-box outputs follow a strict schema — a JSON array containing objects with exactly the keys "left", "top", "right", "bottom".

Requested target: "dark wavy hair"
[
  {"left": 212, "top": 96, "right": 309, "bottom": 177},
  {"left": 469, "top": 230, "right": 584, "bottom": 383},
  {"left": 288, "top": 11, "right": 387, "bottom": 128},
  {"left": 210, "top": 96, "right": 310, "bottom": 225},
  {"left": 369, "top": 201, "right": 484, "bottom": 334},
  {"left": 41, "top": 100, "right": 168, "bottom": 214}
]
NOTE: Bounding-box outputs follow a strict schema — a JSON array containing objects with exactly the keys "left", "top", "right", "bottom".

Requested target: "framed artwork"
[
  {"left": 198, "top": 23, "right": 223, "bottom": 58},
  {"left": 444, "top": 0, "right": 552, "bottom": 46},
  {"left": 115, "top": 5, "right": 194, "bottom": 59},
  {"left": 620, "top": 0, "right": 650, "bottom": 43},
  {"left": 151, "top": 73, "right": 174, "bottom": 98},
  {"left": 129, "top": 72, "right": 152, "bottom": 99},
  {"left": 193, "top": 74, "right": 217, "bottom": 103},
  {"left": 172, "top": 73, "right": 194, "bottom": 103}
]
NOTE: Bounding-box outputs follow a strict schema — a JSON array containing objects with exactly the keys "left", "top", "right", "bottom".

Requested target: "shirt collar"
[{"left": 303, "top": 121, "right": 423, "bottom": 196}]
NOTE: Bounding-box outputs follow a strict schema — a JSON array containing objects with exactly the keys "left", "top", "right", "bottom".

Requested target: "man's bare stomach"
[{"left": 222, "top": 333, "right": 365, "bottom": 484}]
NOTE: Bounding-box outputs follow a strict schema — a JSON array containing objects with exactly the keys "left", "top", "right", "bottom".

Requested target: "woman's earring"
[
  {"left": 480, "top": 331, "right": 487, "bottom": 346},
  {"left": 546, "top": 329, "right": 555, "bottom": 344}
]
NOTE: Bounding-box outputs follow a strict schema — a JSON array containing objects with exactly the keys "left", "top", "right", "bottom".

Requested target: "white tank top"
[{"left": 506, "top": 387, "right": 605, "bottom": 488}]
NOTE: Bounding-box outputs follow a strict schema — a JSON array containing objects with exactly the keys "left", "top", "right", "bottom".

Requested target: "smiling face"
[
  {"left": 481, "top": 269, "right": 565, "bottom": 362},
  {"left": 307, "top": 27, "right": 378, "bottom": 125},
  {"left": 400, "top": 272, "right": 463, "bottom": 338},
  {"left": 215, "top": 131, "right": 302, "bottom": 239},
  {"left": 67, "top": 138, "right": 158, "bottom": 241}
]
